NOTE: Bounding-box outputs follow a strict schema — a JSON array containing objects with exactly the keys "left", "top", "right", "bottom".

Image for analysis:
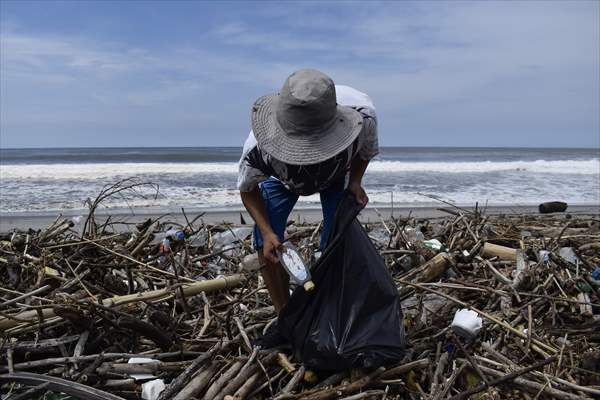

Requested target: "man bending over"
[{"left": 238, "top": 69, "right": 379, "bottom": 314}]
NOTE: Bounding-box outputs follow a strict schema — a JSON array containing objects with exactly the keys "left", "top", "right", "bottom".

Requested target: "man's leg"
[
  {"left": 319, "top": 185, "right": 346, "bottom": 249},
  {"left": 253, "top": 177, "right": 298, "bottom": 313}
]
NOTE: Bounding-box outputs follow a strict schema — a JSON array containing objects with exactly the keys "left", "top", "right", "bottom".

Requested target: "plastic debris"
[
  {"left": 127, "top": 357, "right": 160, "bottom": 381},
  {"left": 399, "top": 255, "right": 413, "bottom": 272},
  {"left": 559, "top": 247, "right": 580, "bottom": 264},
  {"left": 166, "top": 229, "right": 186, "bottom": 242},
  {"left": 213, "top": 227, "right": 253, "bottom": 248},
  {"left": 423, "top": 239, "right": 444, "bottom": 251},
  {"left": 239, "top": 252, "right": 261, "bottom": 271},
  {"left": 369, "top": 227, "right": 390, "bottom": 244},
  {"left": 159, "top": 238, "right": 172, "bottom": 254},
  {"left": 577, "top": 281, "right": 593, "bottom": 293},
  {"left": 451, "top": 309, "right": 483, "bottom": 339},
  {"left": 278, "top": 243, "right": 315, "bottom": 291},
  {"left": 188, "top": 229, "right": 208, "bottom": 247},
  {"left": 142, "top": 379, "right": 166, "bottom": 400},
  {"left": 539, "top": 250, "right": 550, "bottom": 265},
  {"left": 404, "top": 227, "right": 425, "bottom": 245},
  {"left": 2, "top": 179, "right": 598, "bottom": 399}
]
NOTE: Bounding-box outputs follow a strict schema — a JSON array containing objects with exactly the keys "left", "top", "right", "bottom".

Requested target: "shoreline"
[{"left": 1, "top": 204, "right": 598, "bottom": 232}]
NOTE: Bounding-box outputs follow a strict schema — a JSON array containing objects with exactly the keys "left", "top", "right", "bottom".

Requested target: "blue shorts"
[{"left": 253, "top": 177, "right": 345, "bottom": 250}]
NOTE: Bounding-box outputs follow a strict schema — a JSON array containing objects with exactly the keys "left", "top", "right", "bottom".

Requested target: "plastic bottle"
[
  {"left": 166, "top": 229, "right": 186, "bottom": 242},
  {"left": 404, "top": 227, "right": 425, "bottom": 247},
  {"left": 277, "top": 243, "right": 315, "bottom": 292},
  {"left": 212, "top": 227, "right": 253, "bottom": 249},
  {"left": 159, "top": 229, "right": 189, "bottom": 254}
]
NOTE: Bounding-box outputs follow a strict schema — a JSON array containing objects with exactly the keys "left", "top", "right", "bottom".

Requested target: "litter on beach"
[{"left": 1, "top": 180, "right": 600, "bottom": 399}]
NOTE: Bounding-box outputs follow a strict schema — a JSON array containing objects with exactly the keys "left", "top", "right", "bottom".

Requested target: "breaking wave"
[{"left": 1, "top": 158, "right": 598, "bottom": 180}]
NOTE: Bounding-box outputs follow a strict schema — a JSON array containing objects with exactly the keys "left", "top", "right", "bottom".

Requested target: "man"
[{"left": 238, "top": 69, "right": 378, "bottom": 314}]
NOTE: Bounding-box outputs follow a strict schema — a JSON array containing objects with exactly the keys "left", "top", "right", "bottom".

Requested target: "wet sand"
[{"left": 1, "top": 205, "right": 598, "bottom": 232}]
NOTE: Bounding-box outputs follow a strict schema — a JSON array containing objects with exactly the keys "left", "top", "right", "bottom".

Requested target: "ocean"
[{"left": 0, "top": 147, "right": 598, "bottom": 215}]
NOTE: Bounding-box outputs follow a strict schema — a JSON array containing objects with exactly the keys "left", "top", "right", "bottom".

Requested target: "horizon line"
[{"left": 1, "top": 145, "right": 599, "bottom": 151}]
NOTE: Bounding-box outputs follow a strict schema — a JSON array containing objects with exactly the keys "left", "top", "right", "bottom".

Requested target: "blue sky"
[{"left": 1, "top": 0, "right": 598, "bottom": 148}]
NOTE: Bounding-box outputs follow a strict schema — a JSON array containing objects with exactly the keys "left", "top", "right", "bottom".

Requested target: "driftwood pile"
[{"left": 1, "top": 181, "right": 599, "bottom": 399}]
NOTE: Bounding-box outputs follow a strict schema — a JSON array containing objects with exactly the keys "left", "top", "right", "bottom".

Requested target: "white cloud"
[{"left": 0, "top": 1, "right": 598, "bottom": 147}]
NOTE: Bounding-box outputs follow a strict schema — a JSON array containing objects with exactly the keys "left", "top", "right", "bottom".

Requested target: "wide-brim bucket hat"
[{"left": 251, "top": 69, "right": 363, "bottom": 165}]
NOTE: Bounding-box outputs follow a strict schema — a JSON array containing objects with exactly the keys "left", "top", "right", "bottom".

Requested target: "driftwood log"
[{"left": 539, "top": 201, "right": 568, "bottom": 214}]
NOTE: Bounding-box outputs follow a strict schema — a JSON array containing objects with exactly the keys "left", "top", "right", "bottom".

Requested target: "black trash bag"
[{"left": 278, "top": 191, "right": 406, "bottom": 371}]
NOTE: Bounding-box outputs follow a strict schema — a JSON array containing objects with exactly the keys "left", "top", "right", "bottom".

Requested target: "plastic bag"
[{"left": 278, "top": 191, "right": 406, "bottom": 371}]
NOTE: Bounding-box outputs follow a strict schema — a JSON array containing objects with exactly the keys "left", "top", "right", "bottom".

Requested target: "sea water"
[{"left": 0, "top": 147, "right": 598, "bottom": 214}]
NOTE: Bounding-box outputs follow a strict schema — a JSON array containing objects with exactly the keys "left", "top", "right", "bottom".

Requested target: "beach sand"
[{"left": 1, "top": 204, "right": 598, "bottom": 232}]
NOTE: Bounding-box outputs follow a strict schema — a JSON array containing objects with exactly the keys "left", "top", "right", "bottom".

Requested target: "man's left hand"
[{"left": 348, "top": 182, "right": 369, "bottom": 206}]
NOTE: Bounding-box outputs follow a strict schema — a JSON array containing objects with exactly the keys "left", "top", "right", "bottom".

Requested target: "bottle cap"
[{"left": 303, "top": 280, "right": 315, "bottom": 292}]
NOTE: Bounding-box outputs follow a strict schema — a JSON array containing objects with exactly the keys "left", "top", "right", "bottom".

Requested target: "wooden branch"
[
  {"left": 0, "top": 274, "right": 244, "bottom": 331},
  {"left": 202, "top": 360, "right": 245, "bottom": 400},
  {"left": 452, "top": 358, "right": 589, "bottom": 400},
  {"left": 172, "top": 362, "right": 220, "bottom": 400},
  {"left": 298, "top": 367, "right": 385, "bottom": 400}
]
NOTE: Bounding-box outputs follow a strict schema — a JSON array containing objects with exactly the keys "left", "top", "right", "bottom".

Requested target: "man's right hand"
[
  {"left": 241, "top": 188, "right": 281, "bottom": 264},
  {"left": 263, "top": 232, "right": 281, "bottom": 264}
]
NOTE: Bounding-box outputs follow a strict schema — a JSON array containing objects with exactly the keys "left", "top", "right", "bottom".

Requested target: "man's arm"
[
  {"left": 347, "top": 104, "right": 378, "bottom": 206},
  {"left": 238, "top": 131, "right": 281, "bottom": 263},
  {"left": 240, "top": 189, "right": 281, "bottom": 263},
  {"left": 348, "top": 157, "right": 370, "bottom": 206}
]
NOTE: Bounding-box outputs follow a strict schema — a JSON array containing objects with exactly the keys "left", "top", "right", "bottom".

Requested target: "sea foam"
[{"left": 1, "top": 159, "right": 598, "bottom": 180}]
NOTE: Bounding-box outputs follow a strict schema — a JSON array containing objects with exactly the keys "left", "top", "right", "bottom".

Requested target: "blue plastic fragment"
[{"left": 592, "top": 267, "right": 600, "bottom": 280}]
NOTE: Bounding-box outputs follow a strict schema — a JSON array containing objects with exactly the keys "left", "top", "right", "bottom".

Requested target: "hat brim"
[{"left": 251, "top": 94, "right": 363, "bottom": 165}]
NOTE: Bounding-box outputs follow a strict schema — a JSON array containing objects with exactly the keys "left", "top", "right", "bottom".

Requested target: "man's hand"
[
  {"left": 348, "top": 181, "right": 369, "bottom": 206},
  {"left": 263, "top": 232, "right": 281, "bottom": 264},
  {"left": 241, "top": 188, "right": 282, "bottom": 264}
]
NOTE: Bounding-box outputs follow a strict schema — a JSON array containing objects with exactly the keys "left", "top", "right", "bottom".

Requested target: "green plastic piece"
[{"left": 577, "top": 280, "right": 593, "bottom": 293}]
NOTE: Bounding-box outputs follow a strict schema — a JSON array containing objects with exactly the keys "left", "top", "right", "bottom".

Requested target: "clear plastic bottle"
[
  {"left": 404, "top": 227, "right": 425, "bottom": 246},
  {"left": 277, "top": 243, "right": 315, "bottom": 292}
]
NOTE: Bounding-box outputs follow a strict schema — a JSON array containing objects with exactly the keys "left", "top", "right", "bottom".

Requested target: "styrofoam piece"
[
  {"left": 451, "top": 308, "right": 483, "bottom": 339},
  {"left": 127, "top": 357, "right": 160, "bottom": 380},
  {"left": 142, "top": 379, "right": 166, "bottom": 400}
]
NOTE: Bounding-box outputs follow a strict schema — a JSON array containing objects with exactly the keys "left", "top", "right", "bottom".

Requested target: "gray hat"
[{"left": 251, "top": 69, "right": 363, "bottom": 165}]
